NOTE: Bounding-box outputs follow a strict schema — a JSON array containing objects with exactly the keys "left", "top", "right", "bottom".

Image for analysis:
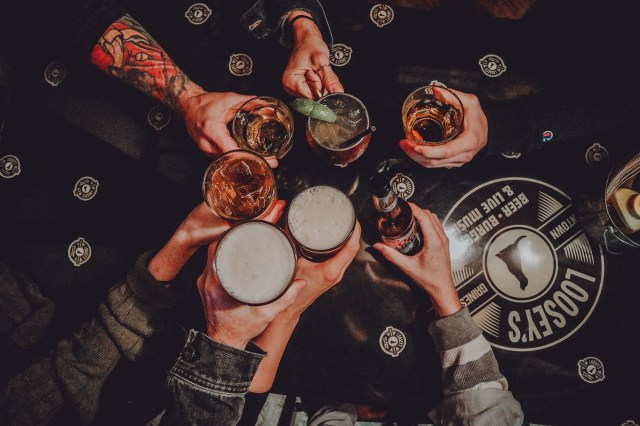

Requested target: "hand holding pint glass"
[{"left": 400, "top": 85, "right": 488, "bottom": 168}]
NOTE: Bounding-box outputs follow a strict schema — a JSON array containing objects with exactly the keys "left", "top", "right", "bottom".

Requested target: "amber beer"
[
  {"left": 214, "top": 221, "right": 297, "bottom": 305},
  {"left": 232, "top": 96, "right": 294, "bottom": 159},
  {"left": 287, "top": 185, "right": 356, "bottom": 261},
  {"left": 202, "top": 149, "right": 277, "bottom": 221},
  {"left": 402, "top": 85, "right": 464, "bottom": 145},
  {"left": 306, "top": 93, "right": 371, "bottom": 167},
  {"left": 372, "top": 184, "right": 423, "bottom": 255}
]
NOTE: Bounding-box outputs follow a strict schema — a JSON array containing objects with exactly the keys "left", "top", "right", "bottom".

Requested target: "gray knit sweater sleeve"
[
  {"left": 427, "top": 307, "right": 524, "bottom": 426},
  {"left": 0, "top": 251, "right": 185, "bottom": 426}
]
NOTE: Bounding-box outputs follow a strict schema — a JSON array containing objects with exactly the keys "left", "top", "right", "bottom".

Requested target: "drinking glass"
[
  {"left": 232, "top": 96, "right": 294, "bottom": 159},
  {"left": 402, "top": 85, "right": 464, "bottom": 145},
  {"left": 214, "top": 221, "right": 298, "bottom": 305},
  {"left": 286, "top": 185, "right": 356, "bottom": 262},
  {"left": 202, "top": 149, "right": 277, "bottom": 221},
  {"left": 306, "top": 93, "right": 371, "bottom": 167}
]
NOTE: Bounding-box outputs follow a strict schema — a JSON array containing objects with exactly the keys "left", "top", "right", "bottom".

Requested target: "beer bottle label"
[{"left": 382, "top": 219, "right": 422, "bottom": 255}]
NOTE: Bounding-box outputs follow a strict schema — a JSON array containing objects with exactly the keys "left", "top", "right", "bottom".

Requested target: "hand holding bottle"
[{"left": 373, "top": 203, "right": 462, "bottom": 317}]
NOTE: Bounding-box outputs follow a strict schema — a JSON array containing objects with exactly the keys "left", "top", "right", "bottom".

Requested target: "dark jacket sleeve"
[
  {"left": 160, "top": 330, "right": 266, "bottom": 426},
  {"left": 0, "top": 251, "right": 187, "bottom": 426}
]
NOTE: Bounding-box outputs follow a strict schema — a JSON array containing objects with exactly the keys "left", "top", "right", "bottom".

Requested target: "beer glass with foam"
[
  {"left": 286, "top": 185, "right": 356, "bottom": 262},
  {"left": 214, "top": 221, "right": 298, "bottom": 304}
]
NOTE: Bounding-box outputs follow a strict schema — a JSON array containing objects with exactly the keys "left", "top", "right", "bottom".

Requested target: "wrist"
[
  {"left": 207, "top": 325, "right": 251, "bottom": 350},
  {"left": 429, "top": 284, "right": 462, "bottom": 317},
  {"left": 174, "top": 80, "right": 206, "bottom": 116},
  {"left": 288, "top": 11, "right": 322, "bottom": 42}
]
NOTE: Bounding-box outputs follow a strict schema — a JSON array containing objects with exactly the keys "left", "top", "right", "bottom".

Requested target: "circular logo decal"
[
  {"left": 390, "top": 173, "right": 415, "bottom": 200},
  {"left": 621, "top": 421, "right": 639, "bottom": 426},
  {"left": 44, "top": 61, "right": 67, "bottom": 87},
  {"left": 0, "top": 155, "right": 21, "bottom": 178},
  {"left": 585, "top": 143, "right": 610, "bottom": 167},
  {"left": 228, "top": 53, "right": 253, "bottom": 76},
  {"left": 443, "top": 178, "right": 604, "bottom": 351},
  {"left": 68, "top": 237, "right": 91, "bottom": 267},
  {"left": 542, "top": 130, "right": 554, "bottom": 142},
  {"left": 379, "top": 326, "right": 406, "bottom": 357},
  {"left": 501, "top": 151, "right": 522, "bottom": 159},
  {"left": 185, "top": 3, "right": 212, "bottom": 25},
  {"left": 73, "top": 176, "right": 99, "bottom": 201},
  {"left": 577, "top": 356, "right": 605, "bottom": 383},
  {"left": 330, "top": 43, "right": 352, "bottom": 67},
  {"left": 147, "top": 105, "right": 172, "bottom": 130},
  {"left": 370, "top": 4, "right": 394, "bottom": 28},
  {"left": 478, "top": 54, "right": 507, "bottom": 78}
]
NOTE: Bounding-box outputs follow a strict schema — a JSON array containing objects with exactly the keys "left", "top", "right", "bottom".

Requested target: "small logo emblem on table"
[
  {"left": 585, "top": 143, "right": 610, "bottom": 167},
  {"left": 542, "top": 130, "right": 554, "bottom": 142},
  {"left": 621, "top": 421, "right": 639, "bottom": 426},
  {"left": 0, "top": 155, "right": 21, "bottom": 178},
  {"left": 330, "top": 44, "right": 352, "bottom": 67},
  {"left": 229, "top": 53, "right": 253, "bottom": 76},
  {"left": 68, "top": 237, "right": 92, "bottom": 267},
  {"left": 148, "top": 105, "right": 172, "bottom": 130},
  {"left": 44, "top": 61, "right": 67, "bottom": 87},
  {"left": 185, "top": 3, "right": 212, "bottom": 25},
  {"left": 390, "top": 173, "right": 415, "bottom": 200},
  {"left": 370, "top": 4, "right": 394, "bottom": 28},
  {"left": 478, "top": 54, "right": 507, "bottom": 78},
  {"left": 577, "top": 356, "right": 605, "bottom": 383},
  {"left": 379, "top": 326, "right": 406, "bottom": 357},
  {"left": 73, "top": 176, "right": 99, "bottom": 201}
]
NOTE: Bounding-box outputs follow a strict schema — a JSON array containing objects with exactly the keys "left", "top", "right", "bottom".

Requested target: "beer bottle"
[{"left": 372, "top": 184, "right": 423, "bottom": 255}]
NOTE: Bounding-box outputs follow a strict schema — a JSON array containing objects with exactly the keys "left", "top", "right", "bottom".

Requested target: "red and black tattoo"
[{"left": 90, "top": 15, "right": 190, "bottom": 110}]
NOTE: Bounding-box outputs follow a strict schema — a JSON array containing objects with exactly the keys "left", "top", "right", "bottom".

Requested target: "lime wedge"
[{"left": 289, "top": 98, "right": 337, "bottom": 123}]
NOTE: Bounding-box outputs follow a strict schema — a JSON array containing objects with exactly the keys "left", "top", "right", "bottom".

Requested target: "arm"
[
  {"left": 374, "top": 204, "right": 523, "bottom": 425},
  {"left": 249, "top": 221, "right": 362, "bottom": 393},
  {"left": 0, "top": 202, "right": 228, "bottom": 425}
]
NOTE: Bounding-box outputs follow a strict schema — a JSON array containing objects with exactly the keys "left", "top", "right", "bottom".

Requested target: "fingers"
[
  {"left": 283, "top": 72, "right": 315, "bottom": 99},
  {"left": 260, "top": 278, "right": 307, "bottom": 319},
  {"left": 317, "top": 64, "right": 344, "bottom": 94},
  {"left": 304, "top": 69, "right": 326, "bottom": 99},
  {"left": 328, "top": 221, "right": 361, "bottom": 269},
  {"left": 373, "top": 241, "right": 411, "bottom": 271},
  {"left": 408, "top": 203, "right": 439, "bottom": 245},
  {"left": 265, "top": 156, "right": 279, "bottom": 168},
  {"left": 204, "top": 122, "right": 240, "bottom": 155},
  {"left": 262, "top": 200, "right": 286, "bottom": 224}
]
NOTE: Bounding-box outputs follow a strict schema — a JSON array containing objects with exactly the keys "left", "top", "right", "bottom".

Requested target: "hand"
[
  {"left": 177, "top": 86, "right": 278, "bottom": 167},
  {"left": 197, "top": 243, "right": 306, "bottom": 350},
  {"left": 148, "top": 200, "right": 286, "bottom": 281},
  {"left": 373, "top": 204, "right": 462, "bottom": 317},
  {"left": 400, "top": 88, "right": 488, "bottom": 168},
  {"left": 282, "top": 12, "right": 344, "bottom": 99},
  {"left": 289, "top": 221, "right": 361, "bottom": 317}
]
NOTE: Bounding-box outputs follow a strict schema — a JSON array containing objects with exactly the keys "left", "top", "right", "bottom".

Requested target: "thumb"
[
  {"left": 373, "top": 242, "right": 411, "bottom": 271},
  {"left": 205, "top": 123, "right": 240, "bottom": 154},
  {"left": 263, "top": 279, "right": 307, "bottom": 318},
  {"left": 318, "top": 66, "right": 344, "bottom": 93}
]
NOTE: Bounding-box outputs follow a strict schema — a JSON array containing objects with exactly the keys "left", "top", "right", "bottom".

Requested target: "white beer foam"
[
  {"left": 288, "top": 186, "right": 355, "bottom": 250},
  {"left": 217, "top": 222, "right": 296, "bottom": 304}
]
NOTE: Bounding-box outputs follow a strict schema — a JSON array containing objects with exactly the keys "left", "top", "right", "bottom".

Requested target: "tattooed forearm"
[{"left": 90, "top": 15, "right": 191, "bottom": 110}]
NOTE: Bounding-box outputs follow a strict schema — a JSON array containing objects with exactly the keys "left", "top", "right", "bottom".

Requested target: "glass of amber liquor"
[
  {"left": 232, "top": 96, "right": 294, "bottom": 159},
  {"left": 402, "top": 85, "right": 464, "bottom": 145},
  {"left": 202, "top": 149, "right": 277, "bottom": 222}
]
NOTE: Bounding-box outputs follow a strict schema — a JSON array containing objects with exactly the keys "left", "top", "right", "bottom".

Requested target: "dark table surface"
[{"left": 1, "top": 1, "right": 639, "bottom": 425}]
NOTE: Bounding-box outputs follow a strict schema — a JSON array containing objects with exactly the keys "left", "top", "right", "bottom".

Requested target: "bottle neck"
[{"left": 373, "top": 189, "right": 398, "bottom": 212}]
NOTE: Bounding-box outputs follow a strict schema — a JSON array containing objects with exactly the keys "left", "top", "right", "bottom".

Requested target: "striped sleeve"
[{"left": 428, "top": 307, "right": 524, "bottom": 426}]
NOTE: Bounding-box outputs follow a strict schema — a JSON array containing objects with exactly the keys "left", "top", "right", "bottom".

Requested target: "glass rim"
[
  {"left": 214, "top": 220, "right": 299, "bottom": 306},
  {"left": 306, "top": 92, "right": 371, "bottom": 152},
  {"left": 201, "top": 149, "right": 277, "bottom": 221},
  {"left": 401, "top": 84, "right": 465, "bottom": 144},
  {"left": 231, "top": 95, "right": 295, "bottom": 155},
  {"left": 286, "top": 185, "right": 357, "bottom": 253}
]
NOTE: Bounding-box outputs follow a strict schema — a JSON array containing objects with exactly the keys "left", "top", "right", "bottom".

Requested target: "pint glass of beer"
[
  {"left": 402, "top": 85, "right": 464, "bottom": 145},
  {"left": 232, "top": 96, "right": 294, "bottom": 159},
  {"left": 286, "top": 185, "right": 356, "bottom": 262},
  {"left": 202, "top": 149, "right": 277, "bottom": 221},
  {"left": 306, "top": 93, "right": 371, "bottom": 167},
  {"left": 214, "top": 221, "right": 298, "bottom": 305}
]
